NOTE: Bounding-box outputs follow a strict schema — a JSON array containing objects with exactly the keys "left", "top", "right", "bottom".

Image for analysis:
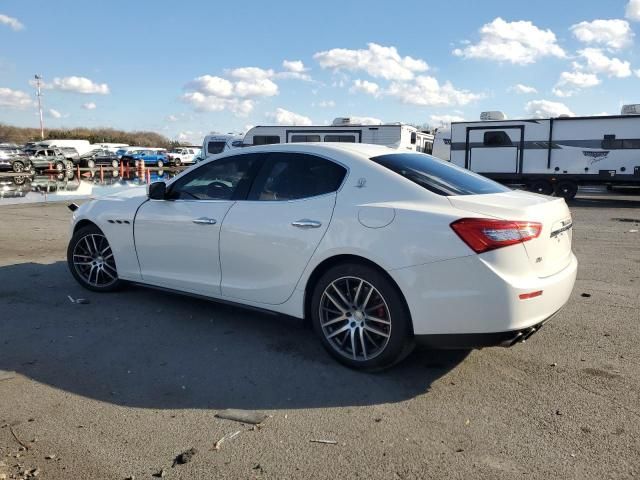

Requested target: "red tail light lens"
[{"left": 450, "top": 218, "right": 542, "bottom": 253}]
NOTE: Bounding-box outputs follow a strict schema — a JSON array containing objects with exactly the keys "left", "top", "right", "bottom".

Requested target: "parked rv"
[
  {"left": 432, "top": 107, "right": 640, "bottom": 199},
  {"left": 243, "top": 118, "right": 434, "bottom": 153}
]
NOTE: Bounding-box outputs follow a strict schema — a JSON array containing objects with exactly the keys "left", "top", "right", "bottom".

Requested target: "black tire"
[
  {"left": 529, "top": 179, "right": 553, "bottom": 196},
  {"left": 12, "top": 161, "right": 24, "bottom": 173},
  {"left": 67, "top": 224, "right": 123, "bottom": 292},
  {"left": 87, "top": 160, "right": 96, "bottom": 169},
  {"left": 555, "top": 180, "right": 578, "bottom": 200},
  {"left": 55, "top": 161, "right": 65, "bottom": 172},
  {"left": 111, "top": 160, "right": 119, "bottom": 169},
  {"left": 157, "top": 160, "right": 164, "bottom": 168},
  {"left": 310, "top": 262, "right": 414, "bottom": 371},
  {"left": 175, "top": 159, "right": 182, "bottom": 167}
]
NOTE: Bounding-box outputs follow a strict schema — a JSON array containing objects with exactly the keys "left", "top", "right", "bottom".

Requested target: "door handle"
[
  {"left": 192, "top": 217, "right": 217, "bottom": 225},
  {"left": 291, "top": 219, "right": 322, "bottom": 229}
]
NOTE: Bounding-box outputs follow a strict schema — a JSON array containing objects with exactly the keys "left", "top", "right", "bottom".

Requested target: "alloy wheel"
[
  {"left": 72, "top": 233, "right": 118, "bottom": 287},
  {"left": 319, "top": 276, "right": 392, "bottom": 361}
]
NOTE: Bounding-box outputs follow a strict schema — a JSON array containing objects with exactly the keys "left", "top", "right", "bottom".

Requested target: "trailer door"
[{"left": 467, "top": 127, "right": 523, "bottom": 174}]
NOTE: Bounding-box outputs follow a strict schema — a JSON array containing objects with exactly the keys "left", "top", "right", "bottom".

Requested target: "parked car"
[
  {"left": 79, "top": 149, "right": 121, "bottom": 169},
  {"left": 122, "top": 149, "right": 167, "bottom": 168},
  {"left": 0, "top": 151, "right": 32, "bottom": 173},
  {"left": 66, "top": 143, "right": 577, "bottom": 370},
  {"left": 23, "top": 148, "right": 72, "bottom": 172},
  {"left": 167, "top": 146, "right": 202, "bottom": 166},
  {"left": 59, "top": 147, "right": 81, "bottom": 163}
]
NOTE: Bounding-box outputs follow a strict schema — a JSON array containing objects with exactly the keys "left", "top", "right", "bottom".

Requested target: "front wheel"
[
  {"left": 12, "top": 161, "right": 24, "bottom": 173},
  {"left": 67, "top": 225, "right": 122, "bottom": 292},
  {"left": 310, "top": 263, "right": 414, "bottom": 371},
  {"left": 87, "top": 159, "right": 96, "bottom": 169},
  {"left": 157, "top": 160, "right": 164, "bottom": 168},
  {"left": 55, "top": 161, "right": 65, "bottom": 172},
  {"left": 111, "top": 159, "right": 119, "bottom": 169}
]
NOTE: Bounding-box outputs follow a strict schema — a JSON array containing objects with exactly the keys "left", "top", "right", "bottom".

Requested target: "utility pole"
[{"left": 34, "top": 74, "right": 44, "bottom": 139}]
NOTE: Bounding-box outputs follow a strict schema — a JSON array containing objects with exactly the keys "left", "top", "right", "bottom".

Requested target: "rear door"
[
  {"left": 219, "top": 152, "right": 347, "bottom": 304},
  {"left": 468, "top": 128, "right": 522, "bottom": 174}
]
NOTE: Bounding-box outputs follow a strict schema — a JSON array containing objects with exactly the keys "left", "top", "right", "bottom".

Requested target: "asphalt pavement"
[{"left": 0, "top": 192, "right": 639, "bottom": 479}]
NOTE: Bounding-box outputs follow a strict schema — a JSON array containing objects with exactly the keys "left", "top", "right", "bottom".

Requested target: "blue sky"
[{"left": 1, "top": 0, "right": 639, "bottom": 143}]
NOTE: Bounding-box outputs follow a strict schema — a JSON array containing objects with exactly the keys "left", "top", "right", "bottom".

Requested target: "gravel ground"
[{"left": 0, "top": 192, "right": 639, "bottom": 480}]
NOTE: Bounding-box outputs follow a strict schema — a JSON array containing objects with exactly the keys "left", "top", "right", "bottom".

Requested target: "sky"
[{"left": 1, "top": 0, "right": 640, "bottom": 143}]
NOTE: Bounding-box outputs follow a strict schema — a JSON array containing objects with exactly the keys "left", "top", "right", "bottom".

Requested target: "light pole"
[{"left": 34, "top": 74, "right": 44, "bottom": 140}]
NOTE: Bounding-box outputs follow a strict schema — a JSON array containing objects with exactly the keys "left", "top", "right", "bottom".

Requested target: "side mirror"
[{"left": 148, "top": 181, "right": 167, "bottom": 200}]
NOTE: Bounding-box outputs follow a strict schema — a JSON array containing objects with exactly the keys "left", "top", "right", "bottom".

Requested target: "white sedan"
[{"left": 67, "top": 143, "right": 577, "bottom": 370}]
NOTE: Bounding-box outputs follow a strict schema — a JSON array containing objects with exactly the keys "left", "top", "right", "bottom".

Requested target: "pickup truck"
[
  {"left": 122, "top": 149, "right": 167, "bottom": 168},
  {"left": 167, "top": 147, "right": 201, "bottom": 166},
  {"left": 23, "top": 148, "right": 73, "bottom": 172}
]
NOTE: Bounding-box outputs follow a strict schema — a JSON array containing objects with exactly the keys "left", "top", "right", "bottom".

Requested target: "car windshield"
[
  {"left": 207, "top": 141, "right": 226, "bottom": 154},
  {"left": 370, "top": 153, "right": 510, "bottom": 196}
]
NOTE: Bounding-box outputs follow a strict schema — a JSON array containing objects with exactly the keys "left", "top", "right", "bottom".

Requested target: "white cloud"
[
  {"left": 578, "top": 48, "right": 631, "bottom": 78},
  {"left": 38, "top": 76, "right": 110, "bottom": 95},
  {"left": 0, "top": 87, "right": 34, "bottom": 109},
  {"left": 525, "top": 100, "right": 574, "bottom": 118},
  {"left": 509, "top": 84, "right": 538, "bottom": 94},
  {"left": 627, "top": 0, "right": 640, "bottom": 21},
  {"left": 387, "top": 76, "right": 483, "bottom": 107},
  {"left": 350, "top": 79, "right": 380, "bottom": 96},
  {"left": 234, "top": 78, "right": 278, "bottom": 97},
  {"left": 314, "top": 43, "right": 428, "bottom": 81},
  {"left": 47, "top": 109, "right": 62, "bottom": 119},
  {"left": 282, "top": 60, "right": 306, "bottom": 73},
  {"left": 453, "top": 17, "right": 565, "bottom": 65},
  {"left": 570, "top": 19, "right": 633, "bottom": 51},
  {"left": 552, "top": 70, "right": 600, "bottom": 97},
  {"left": 266, "top": 108, "right": 313, "bottom": 126},
  {"left": 176, "top": 131, "right": 204, "bottom": 143},
  {"left": 228, "top": 67, "right": 274, "bottom": 80},
  {"left": 166, "top": 114, "right": 178, "bottom": 121},
  {"left": 429, "top": 114, "right": 466, "bottom": 127},
  {"left": 82, "top": 102, "right": 96, "bottom": 110},
  {"left": 181, "top": 92, "right": 255, "bottom": 116},
  {"left": 186, "top": 75, "right": 234, "bottom": 97},
  {"left": 0, "top": 14, "right": 24, "bottom": 31},
  {"left": 313, "top": 100, "right": 335, "bottom": 108},
  {"left": 636, "top": 69, "right": 640, "bottom": 77}
]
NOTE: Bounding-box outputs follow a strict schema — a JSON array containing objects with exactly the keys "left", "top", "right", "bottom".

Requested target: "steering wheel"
[{"left": 206, "top": 181, "right": 232, "bottom": 199}]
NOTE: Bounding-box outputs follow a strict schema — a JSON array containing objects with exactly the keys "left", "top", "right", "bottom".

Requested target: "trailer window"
[
  {"left": 483, "top": 131, "right": 512, "bottom": 147},
  {"left": 207, "top": 142, "right": 227, "bottom": 154},
  {"left": 370, "top": 152, "right": 510, "bottom": 196},
  {"left": 253, "top": 135, "right": 281, "bottom": 145},
  {"left": 324, "top": 135, "right": 356, "bottom": 143},
  {"left": 622, "top": 139, "right": 640, "bottom": 149},
  {"left": 290, "top": 135, "right": 321, "bottom": 142},
  {"left": 410, "top": 132, "right": 417, "bottom": 144}
]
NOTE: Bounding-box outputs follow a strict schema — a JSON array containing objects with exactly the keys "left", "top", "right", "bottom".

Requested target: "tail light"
[{"left": 450, "top": 218, "right": 542, "bottom": 253}]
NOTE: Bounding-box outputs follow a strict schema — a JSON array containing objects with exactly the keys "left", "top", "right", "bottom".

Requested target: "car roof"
[{"left": 228, "top": 142, "right": 400, "bottom": 158}]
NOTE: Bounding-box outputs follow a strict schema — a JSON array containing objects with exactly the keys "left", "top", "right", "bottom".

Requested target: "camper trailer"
[
  {"left": 202, "top": 134, "right": 244, "bottom": 158},
  {"left": 243, "top": 118, "right": 434, "bottom": 153},
  {"left": 432, "top": 107, "right": 640, "bottom": 199}
]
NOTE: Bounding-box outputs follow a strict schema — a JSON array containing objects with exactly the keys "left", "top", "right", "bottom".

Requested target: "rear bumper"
[
  {"left": 414, "top": 312, "right": 557, "bottom": 349},
  {"left": 389, "top": 252, "right": 578, "bottom": 337}
]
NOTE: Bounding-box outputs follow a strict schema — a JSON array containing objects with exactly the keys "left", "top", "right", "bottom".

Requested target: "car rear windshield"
[{"left": 370, "top": 153, "right": 510, "bottom": 196}]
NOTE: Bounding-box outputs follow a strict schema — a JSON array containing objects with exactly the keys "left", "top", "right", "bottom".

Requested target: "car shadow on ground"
[
  {"left": 0, "top": 261, "right": 468, "bottom": 411},
  {"left": 570, "top": 193, "right": 640, "bottom": 209}
]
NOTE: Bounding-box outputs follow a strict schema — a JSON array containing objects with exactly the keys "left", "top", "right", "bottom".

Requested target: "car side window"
[
  {"left": 249, "top": 153, "right": 346, "bottom": 201},
  {"left": 168, "top": 154, "right": 261, "bottom": 201}
]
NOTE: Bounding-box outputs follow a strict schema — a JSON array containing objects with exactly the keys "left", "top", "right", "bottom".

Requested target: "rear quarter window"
[{"left": 370, "top": 153, "right": 510, "bottom": 196}]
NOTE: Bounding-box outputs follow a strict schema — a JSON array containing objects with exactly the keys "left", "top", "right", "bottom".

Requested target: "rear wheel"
[
  {"left": 111, "top": 159, "right": 119, "bottom": 169},
  {"left": 311, "top": 263, "right": 414, "bottom": 371},
  {"left": 12, "top": 161, "right": 25, "bottom": 173},
  {"left": 87, "top": 159, "right": 96, "bottom": 169},
  {"left": 174, "top": 159, "right": 182, "bottom": 167},
  {"left": 67, "top": 225, "right": 122, "bottom": 292},
  {"left": 555, "top": 180, "right": 578, "bottom": 200},
  {"left": 529, "top": 179, "right": 553, "bottom": 195}
]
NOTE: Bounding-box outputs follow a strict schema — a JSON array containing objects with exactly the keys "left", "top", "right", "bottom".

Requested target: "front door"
[
  {"left": 134, "top": 153, "right": 261, "bottom": 296},
  {"left": 220, "top": 152, "right": 347, "bottom": 305},
  {"left": 468, "top": 128, "right": 522, "bottom": 173}
]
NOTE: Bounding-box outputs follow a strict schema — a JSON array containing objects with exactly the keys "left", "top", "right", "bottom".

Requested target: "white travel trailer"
[
  {"left": 243, "top": 118, "right": 434, "bottom": 153},
  {"left": 432, "top": 108, "right": 640, "bottom": 199},
  {"left": 202, "top": 134, "right": 244, "bottom": 158},
  {"left": 37, "top": 139, "right": 94, "bottom": 155}
]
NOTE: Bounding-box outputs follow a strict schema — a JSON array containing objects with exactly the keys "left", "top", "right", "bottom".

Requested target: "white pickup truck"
[{"left": 167, "top": 146, "right": 202, "bottom": 166}]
